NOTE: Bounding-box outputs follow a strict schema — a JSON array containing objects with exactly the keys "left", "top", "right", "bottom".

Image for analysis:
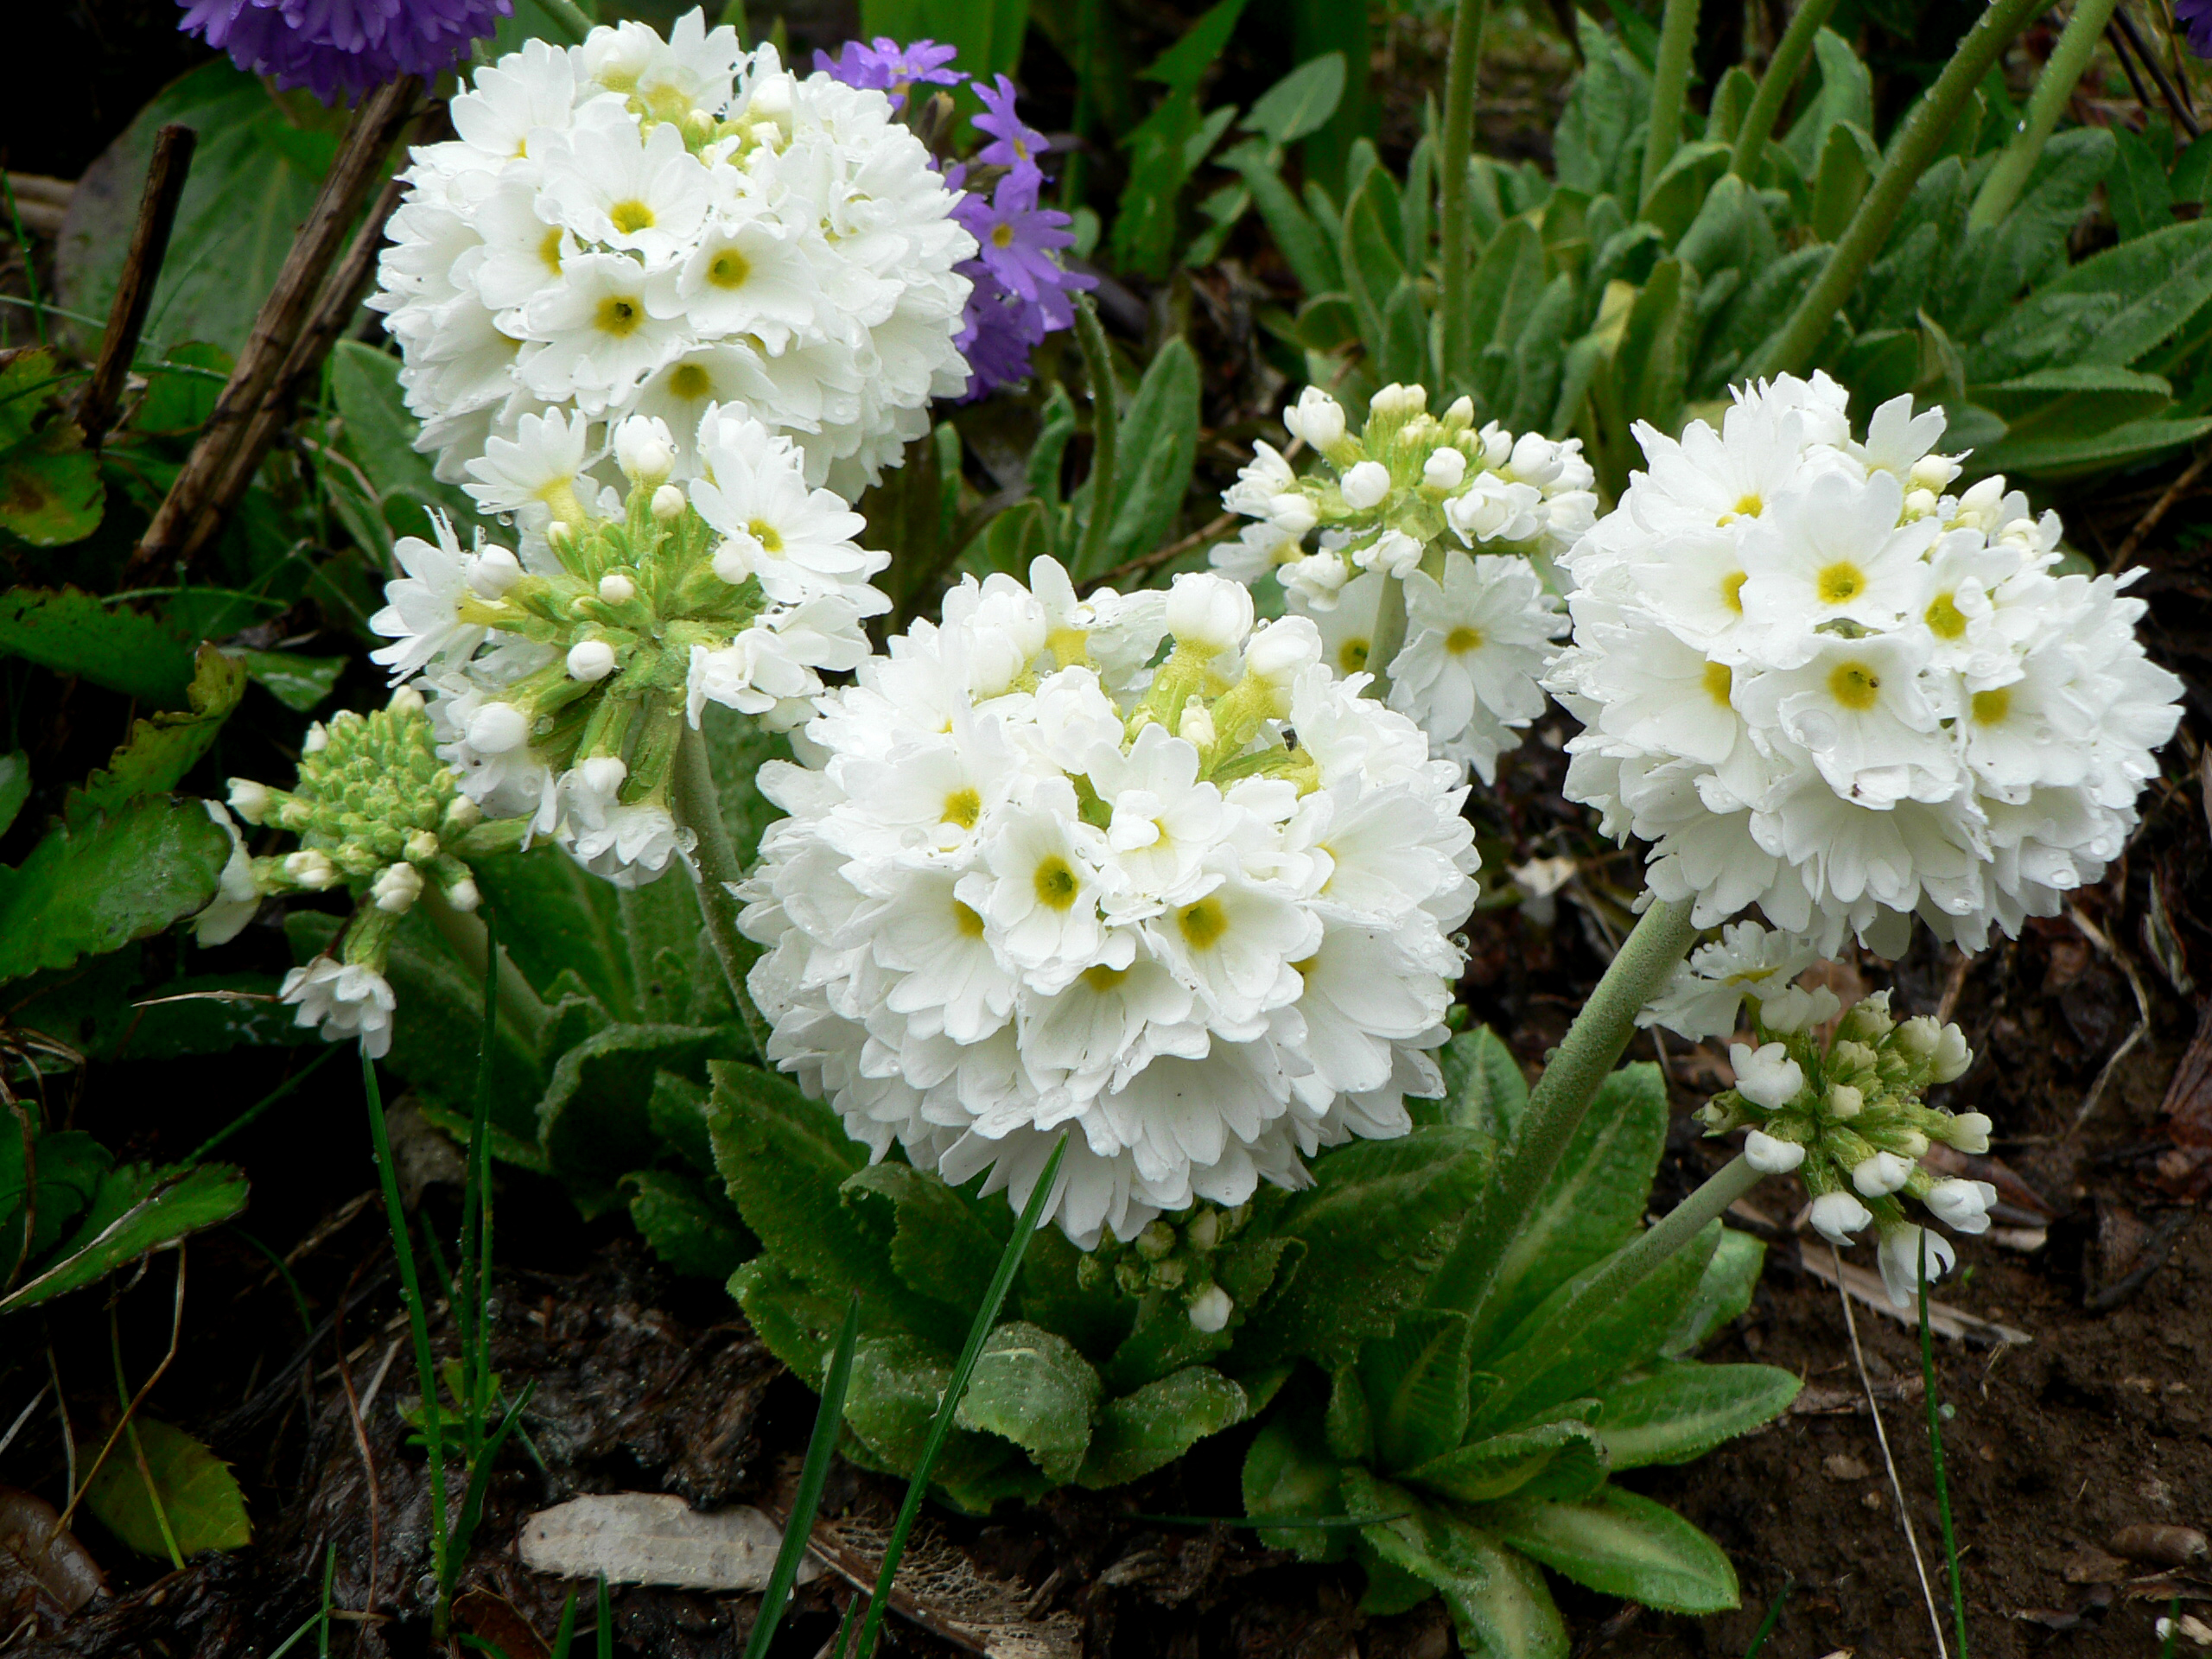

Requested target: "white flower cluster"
[
  {"left": 375, "top": 409, "right": 886, "bottom": 886},
  {"left": 371, "top": 11, "right": 974, "bottom": 507},
  {"left": 740, "top": 561, "right": 1480, "bottom": 1249},
  {"left": 1212, "top": 385, "right": 1590, "bottom": 784},
  {"left": 1551, "top": 373, "right": 2184, "bottom": 956}
]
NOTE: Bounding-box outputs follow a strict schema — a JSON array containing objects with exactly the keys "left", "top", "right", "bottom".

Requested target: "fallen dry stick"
[{"left": 75, "top": 123, "right": 195, "bottom": 448}]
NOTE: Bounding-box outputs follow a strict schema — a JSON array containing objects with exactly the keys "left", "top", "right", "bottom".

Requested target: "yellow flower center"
[
  {"left": 1827, "top": 660, "right": 1882, "bottom": 711},
  {"left": 944, "top": 787, "right": 982, "bottom": 830},
  {"left": 1446, "top": 626, "right": 1484, "bottom": 656},
  {"left": 1924, "top": 591, "right": 1967, "bottom": 639},
  {"left": 1970, "top": 687, "right": 2011, "bottom": 725},
  {"left": 668, "top": 363, "right": 713, "bottom": 400},
  {"left": 596, "top": 295, "right": 644, "bottom": 336},
  {"left": 538, "top": 226, "right": 565, "bottom": 273},
  {"left": 991, "top": 223, "right": 1016, "bottom": 249},
  {"left": 1178, "top": 895, "right": 1229, "bottom": 950},
  {"left": 1815, "top": 562, "right": 1866, "bottom": 605},
  {"left": 1082, "top": 963, "right": 1129, "bottom": 993},
  {"left": 1337, "top": 639, "right": 1370, "bottom": 674},
  {"left": 1034, "top": 855, "right": 1079, "bottom": 910},
  {"left": 747, "top": 518, "right": 784, "bottom": 554},
  {"left": 1703, "top": 659, "right": 1733, "bottom": 706},
  {"left": 953, "top": 900, "right": 985, "bottom": 939},
  {"left": 708, "top": 248, "right": 751, "bottom": 289},
  {"left": 609, "top": 199, "right": 657, "bottom": 236},
  {"left": 1722, "top": 569, "right": 1748, "bottom": 614},
  {"left": 1289, "top": 956, "right": 1318, "bottom": 980}
]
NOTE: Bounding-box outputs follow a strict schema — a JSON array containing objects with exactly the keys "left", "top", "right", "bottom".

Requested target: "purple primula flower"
[
  {"left": 178, "top": 0, "right": 512, "bottom": 105},
  {"left": 957, "top": 268, "right": 1050, "bottom": 393},
  {"left": 973, "top": 74, "right": 1051, "bottom": 183},
  {"left": 2182, "top": 0, "right": 2212, "bottom": 58},
  {"left": 814, "top": 35, "right": 964, "bottom": 105},
  {"left": 958, "top": 172, "right": 1079, "bottom": 305}
]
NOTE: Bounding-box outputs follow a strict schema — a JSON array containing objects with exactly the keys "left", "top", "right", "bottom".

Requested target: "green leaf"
[
  {"left": 1235, "top": 1127, "right": 1491, "bottom": 1370},
  {"left": 0, "top": 348, "right": 102, "bottom": 547},
  {"left": 1326, "top": 1363, "right": 1373, "bottom": 1460},
  {"left": 1640, "top": 143, "right": 1731, "bottom": 247},
  {"left": 1079, "top": 1365, "right": 1249, "bottom": 1488},
  {"left": 328, "top": 340, "right": 480, "bottom": 548},
  {"left": 955, "top": 1320, "right": 1103, "bottom": 1483},
  {"left": 1809, "top": 123, "right": 1877, "bottom": 245},
  {"left": 646, "top": 1070, "right": 715, "bottom": 1175},
  {"left": 0, "top": 795, "right": 231, "bottom": 987},
  {"left": 1344, "top": 1468, "right": 1569, "bottom": 1659},
  {"left": 1225, "top": 142, "right": 1341, "bottom": 296},
  {"left": 842, "top": 1328, "right": 1027, "bottom": 1501},
  {"left": 129, "top": 341, "right": 231, "bottom": 434},
  {"left": 1243, "top": 54, "right": 1347, "bottom": 148},
  {"left": 2, "top": 1162, "right": 248, "bottom": 1313},
  {"left": 861, "top": 0, "right": 1028, "bottom": 82},
  {"left": 1340, "top": 168, "right": 1409, "bottom": 372},
  {"left": 1973, "top": 413, "right": 2212, "bottom": 478},
  {"left": 1662, "top": 1226, "right": 1764, "bottom": 1356},
  {"left": 1554, "top": 20, "right": 1650, "bottom": 196},
  {"left": 56, "top": 60, "right": 336, "bottom": 361},
  {"left": 83, "top": 1418, "right": 251, "bottom": 1559},
  {"left": 1481, "top": 1485, "right": 1738, "bottom": 1614},
  {"left": 728, "top": 1255, "right": 849, "bottom": 1389},
  {"left": 1593, "top": 1360, "right": 1799, "bottom": 1469},
  {"left": 1, "top": 1120, "right": 111, "bottom": 1274},
  {"left": 1436, "top": 1026, "right": 1527, "bottom": 1139},
  {"left": 234, "top": 649, "right": 345, "bottom": 713},
  {"left": 540, "top": 1021, "right": 747, "bottom": 1212},
  {"left": 1464, "top": 1063, "right": 1668, "bottom": 1349},
  {"left": 1363, "top": 1310, "right": 1474, "bottom": 1471},
  {"left": 0, "top": 751, "right": 31, "bottom": 838},
  {"left": 624, "top": 1168, "right": 753, "bottom": 1281},
  {"left": 1141, "top": 0, "right": 1250, "bottom": 96},
  {"left": 842, "top": 1160, "right": 1009, "bottom": 1319},
  {"left": 73, "top": 646, "right": 246, "bottom": 820},
  {"left": 1949, "top": 128, "right": 2115, "bottom": 339},
  {"left": 1240, "top": 1395, "right": 1348, "bottom": 1558},
  {"left": 0, "top": 588, "right": 195, "bottom": 704},
  {"left": 1779, "top": 29, "right": 1872, "bottom": 175},
  {"left": 1096, "top": 338, "right": 1199, "bottom": 574},
  {"left": 1406, "top": 1419, "right": 1607, "bottom": 1503}
]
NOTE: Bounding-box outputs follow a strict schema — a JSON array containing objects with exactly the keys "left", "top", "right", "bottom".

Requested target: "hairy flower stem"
[
  {"left": 1642, "top": 0, "right": 1703, "bottom": 208},
  {"left": 535, "top": 0, "right": 595, "bottom": 42},
  {"left": 1968, "top": 0, "right": 2120, "bottom": 229},
  {"left": 671, "top": 723, "right": 771, "bottom": 1058},
  {"left": 1364, "top": 573, "right": 1410, "bottom": 702},
  {"left": 1424, "top": 897, "right": 1699, "bottom": 1318},
  {"left": 1729, "top": 0, "right": 1841, "bottom": 177},
  {"left": 1073, "top": 296, "right": 1120, "bottom": 576},
  {"left": 1438, "top": 0, "right": 1492, "bottom": 387},
  {"left": 421, "top": 886, "right": 549, "bottom": 1046},
  {"left": 1746, "top": 0, "right": 2056, "bottom": 380}
]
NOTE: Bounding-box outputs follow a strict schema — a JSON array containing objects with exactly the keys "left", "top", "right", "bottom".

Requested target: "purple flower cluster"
[
  {"left": 2182, "top": 0, "right": 2212, "bottom": 59},
  {"left": 819, "top": 43, "right": 1095, "bottom": 397},
  {"left": 178, "top": 0, "right": 512, "bottom": 105}
]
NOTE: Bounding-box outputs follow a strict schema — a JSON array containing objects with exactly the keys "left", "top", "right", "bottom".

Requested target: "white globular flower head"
[
  {"left": 370, "top": 16, "right": 976, "bottom": 504},
  {"left": 1212, "top": 383, "right": 1583, "bottom": 785},
  {"left": 1548, "top": 372, "right": 2186, "bottom": 957},
  {"left": 738, "top": 556, "right": 1481, "bottom": 1250},
  {"left": 280, "top": 957, "right": 399, "bottom": 1058}
]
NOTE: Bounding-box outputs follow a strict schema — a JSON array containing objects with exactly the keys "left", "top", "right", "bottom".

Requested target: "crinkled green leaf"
[
  {"left": 540, "top": 1021, "right": 747, "bottom": 1214},
  {"left": 646, "top": 1069, "right": 715, "bottom": 1174},
  {"left": 842, "top": 1159, "right": 1009, "bottom": 1321},
  {"left": 1363, "top": 1310, "right": 1474, "bottom": 1472},
  {"left": 234, "top": 650, "right": 345, "bottom": 713},
  {"left": 73, "top": 646, "right": 245, "bottom": 820},
  {"left": 956, "top": 1320, "right": 1103, "bottom": 1483},
  {"left": 1240, "top": 1395, "right": 1348, "bottom": 1559},
  {"left": 728, "top": 1255, "right": 849, "bottom": 1389},
  {"left": 0, "top": 587, "right": 195, "bottom": 704},
  {"left": 1480, "top": 1484, "right": 1738, "bottom": 1613},
  {"left": 842, "top": 1328, "right": 1027, "bottom": 1503},
  {"left": 1014, "top": 1225, "right": 1135, "bottom": 1365},
  {"left": 624, "top": 1168, "right": 753, "bottom": 1281},
  {"left": 1436, "top": 1026, "right": 1527, "bottom": 1138},
  {"left": 1974, "top": 413, "right": 2212, "bottom": 478},
  {"left": 2, "top": 1161, "right": 248, "bottom": 1313},
  {"left": 0, "top": 795, "right": 230, "bottom": 987},
  {"left": 83, "top": 1418, "right": 251, "bottom": 1558},
  {"left": 1343, "top": 1467, "right": 1568, "bottom": 1659},
  {"left": 1661, "top": 1226, "right": 1764, "bottom": 1357},
  {"left": 1078, "top": 1364, "right": 1249, "bottom": 1489},
  {"left": 1406, "top": 1419, "right": 1606, "bottom": 1504},
  {"left": 1593, "top": 1360, "right": 1800, "bottom": 1470},
  {"left": 1779, "top": 29, "right": 1872, "bottom": 175}
]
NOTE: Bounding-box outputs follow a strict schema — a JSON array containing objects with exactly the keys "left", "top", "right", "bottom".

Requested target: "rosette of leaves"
[
  {"left": 698, "top": 1057, "right": 1494, "bottom": 1508},
  {"left": 1244, "top": 17, "right": 2212, "bottom": 496},
  {"left": 1237, "top": 1029, "right": 1801, "bottom": 1653}
]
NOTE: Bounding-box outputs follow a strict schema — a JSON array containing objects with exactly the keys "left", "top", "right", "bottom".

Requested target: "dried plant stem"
[{"left": 76, "top": 124, "right": 196, "bottom": 447}]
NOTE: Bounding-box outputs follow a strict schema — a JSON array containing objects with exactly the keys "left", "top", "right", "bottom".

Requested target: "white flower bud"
[
  {"left": 713, "top": 537, "right": 757, "bottom": 584},
  {"left": 1185, "top": 1209, "right": 1221, "bottom": 1249},
  {"left": 302, "top": 722, "right": 329, "bottom": 755},
  {"left": 1827, "top": 1084, "right": 1865, "bottom": 1120},
  {"left": 1340, "top": 461, "right": 1391, "bottom": 511},
  {"left": 1268, "top": 493, "right": 1319, "bottom": 536},
  {"left": 1744, "top": 1128, "right": 1806, "bottom": 1173},
  {"left": 1943, "top": 1111, "right": 1992, "bottom": 1154},
  {"left": 1370, "top": 383, "right": 1423, "bottom": 418},
  {"left": 372, "top": 862, "right": 424, "bottom": 914},
  {"left": 445, "top": 874, "right": 482, "bottom": 912},
  {"left": 1187, "top": 1283, "right": 1234, "bottom": 1332},
  {"left": 1924, "top": 1178, "right": 1997, "bottom": 1235},
  {"left": 651, "top": 483, "right": 687, "bottom": 523},
  {"left": 1756, "top": 984, "right": 1840, "bottom": 1034},
  {"left": 1423, "top": 448, "right": 1467, "bottom": 490},
  {"left": 1809, "top": 1191, "right": 1874, "bottom": 1244},
  {"left": 1930, "top": 1023, "right": 1973, "bottom": 1084},
  {"left": 1878, "top": 1224, "right": 1955, "bottom": 1307},
  {"left": 1244, "top": 617, "right": 1322, "bottom": 683},
  {"left": 1852, "top": 1151, "right": 1914, "bottom": 1198},
  {"left": 387, "top": 684, "right": 426, "bottom": 719},
  {"left": 598, "top": 572, "right": 637, "bottom": 604},
  {"left": 613, "top": 415, "right": 677, "bottom": 486},
  {"left": 1908, "top": 454, "right": 1959, "bottom": 493},
  {"left": 567, "top": 639, "right": 619, "bottom": 682},
  {"left": 1135, "top": 1220, "right": 1177, "bottom": 1260},
  {"left": 1283, "top": 387, "right": 1344, "bottom": 450},
  {"left": 467, "top": 544, "right": 523, "bottom": 598},
  {"left": 1893, "top": 1015, "right": 1943, "bottom": 1061},
  {"left": 403, "top": 829, "right": 440, "bottom": 862},
  {"left": 1442, "top": 396, "right": 1474, "bottom": 425},
  {"left": 1729, "top": 1041, "right": 1804, "bottom": 1110},
  {"left": 1177, "top": 697, "right": 1217, "bottom": 750},
  {"left": 283, "top": 849, "right": 339, "bottom": 889},
  {"left": 467, "top": 702, "right": 531, "bottom": 754},
  {"left": 1360, "top": 529, "right": 1426, "bottom": 580},
  {"left": 443, "top": 796, "right": 482, "bottom": 831},
  {"left": 227, "top": 779, "right": 273, "bottom": 824},
  {"left": 1166, "top": 574, "right": 1255, "bottom": 653},
  {"left": 1904, "top": 487, "right": 1939, "bottom": 518}
]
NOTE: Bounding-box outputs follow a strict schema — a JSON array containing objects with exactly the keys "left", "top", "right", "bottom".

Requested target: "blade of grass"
[
  {"left": 1071, "top": 298, "right": 1119, "bottom": 577},
  {"left": 317, "top": 1542, "right": 336, "bottom": 1659},
  {"left": 1743, "top": 1576, "right": 1792, "bottom": 1657},
  {"left": 458, "top": 907, "right": 500, "bottom": 1459},
  {"left": 1921, "top": 1233, "right": 1968, "bottom": 1656},
  {"left": 362, "top": 1049, "right": 450, "bottom": 1606},
  {"left": 446, "top": 1378, "right": 537, "bottom": 1596},
  {"left": 854, "top": 1136, "right": 1069, "bottom": 1659},
  {"left": 745, "top": 1294, "right": 862, "bottom": 1659},
  {"left": 186, "top": 1044, "right": 340, "bottom": 1162},
  {"left": 550, "top": 1588, "right": 579, "bottom": 1659},
  {"left": 597, "top": 1577, "right": 612, "bottom": 1659}
]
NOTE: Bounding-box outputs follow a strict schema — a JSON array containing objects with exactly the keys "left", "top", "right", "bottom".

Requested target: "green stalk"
[
  {"left": 420, "top": 885, "right": 548, "bottom": 1048},
  {"left": 1968, "top": 0, "right": 2120, "bottom": 229},
  {"left": 1642, "top": 0, "right": 1705, "bottom": 209},
  {"left": 745, "top": 1295, "right": 861, "bottom": 1659},
  {"left": 671, "top": 721, "right": 770, "bottom": 1059},
  {"left": 536, "top": 0, "right": 595, "bottom": 42},
  {"left": 1438, "top": 0, "right": 1492, "bottom": 388},
  {"left": 456, "top": 908, "right": 499, "bottom": 1454},
  {"left": 361, "top": 1050, "right": 449, "bottom": 1630},
  {"left": 1919, "top": 1236, "right": 1970, "bottom": 1656},
  {"left": 1730, "top": 0, "right": 1843, "bottom": 176},
  {"left": 1072, "top": 296, "right": 1120, "bottom": 577},
  {"left": 1363, "top": 573, "right": 1410, "bottom": 702},
  {"left": 1423, "top": 898, "right": 1699, "bottom": 1318},
  {"left": 1745, "top": 0, "right": 2058, "bottom": 380}
]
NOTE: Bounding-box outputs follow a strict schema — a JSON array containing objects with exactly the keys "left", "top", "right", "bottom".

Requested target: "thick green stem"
[
  {"left": 1363, "top": 572, "right": 1410, "bottom": 702},
  {"left": 1746, "top": 0, "right": 2057, "bottom": 380},
  {"left": 421, "top": 886, "right": 547, "bottom": 1047},
  {"left": 671, "top": 721, "right": 770, "bottom": 1059},
  {"left": 1438, "top": 0, "right": 1491, "bottom": 389},
  {"left": 1642, "top": 0, "right": 1704, "bottom": 209},
  {"left": 1969, "top": 0, "right": 2120, "bottom": 229},
  {"left": 1424, "top": 898, "right": 1699, "bottom": 1317},
  {"left": 1730, "top": 0, "right": 1843, "bottom": 176},
  {"left": 1072, "top": 296, "right": 1120, "bottom": 577},
  {"left": 536, "top": 0, "right": 595, "bottom": 42}
]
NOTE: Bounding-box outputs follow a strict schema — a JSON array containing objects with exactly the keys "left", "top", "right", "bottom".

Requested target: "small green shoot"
[
  {"left": 1742, "top": 1576, "right": 1791, "bottom": 1657},
  {"left": 550, "top": 1587, "right": 579, "bottom": 1659},
  {"left": 1921, "top": 1233, "right": 1968, "bottom": 1657},
  {"left": 745, "top": 1294, "right": 861, "bottom": 1659}
]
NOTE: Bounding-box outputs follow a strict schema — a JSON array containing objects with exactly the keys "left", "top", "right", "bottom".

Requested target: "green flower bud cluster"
[
  {"left": 1698, "top": 986, "right": 1996, "bottom": 1253},
  {"left": 1077, "top": 1200, "right": 1255, "bottom": 1331}
]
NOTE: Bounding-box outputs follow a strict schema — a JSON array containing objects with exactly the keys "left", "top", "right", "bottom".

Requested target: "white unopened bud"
[
  {"left": 598, "top": 572, "right": 637, "bottom": 604},
  {"left": 614, "top": 415, "right": 677, "bottom": 486},
  {"left": 467, "top": 544, "right": 524, "bottom": 597},
  {"left": 443, "top": 796, "right": 482, "bottom": 831},
  {"left": 1930, "top": 1023, "right": 1972, "bottom": 1084},
  {"left": 567, "top": 639, "right": 619, "bottom": 682},
  {"left": 1827, "top": 1084, "right": 1865, "bottom": 1120},
  {"left": 1283, "top": 387, "right": 1345, "bottom": 450},
  {"left": 1244, "top": 617, "right": 1322, "bottom": 683},
  {"left": 1894, "top": 1015, "right": 1943, "bottom": 1061},
  {"left": 302, "top": 722, "right": 329, "bottom": 755},
  {"left": 1166, "top": 574, "right": 1255, "bottom": 653},
  {"left": 1757, "top": 984, "right": 1840, "bottom": 1035},
  {"left": 1177, "top": 697, "right": 1217, "bottom": 750},
  {"left": 1268, "top": 493, "right": 1319, "bottom": 536},
  {"left": 1442, "top": 396, "right": 1474, "bottom": 425},
  {"left": 1744, "top": 1128, "right": 1806, "bottom": 1173},
  {"left": 713, "top": 537, "right": 757, "bottom": 584},
  {"left": 283, "top": 849, "right": 339, "bottom": 889},
  {"left": 651, "top": 483, "right": 687, "bottom": 523},
  {"left": 1422, "top": 448, "right": 1467, "bottom": 490},
  {"left": 1925, "top": 1178, "right": 1997, "bottom": 1235},
  {"left": 1187, "top": 1283, "right": 1233, "bottom": 1332},
  {"left": 1340, "top": 461, "right": 1391, "bottom": 511},
  {"left": 372, "top": 862, "right": 424, "bottom": 914},
  {"left": 1852, "top": 1151, "right": 1915, "bottom": 1198},
  {"left": 1944, "top": 1111, "right": 1992, "bottom": 1154},
  {"left": 1730, "top": 1041, "right": 1804, "bottom": 1110},
  {"left": 403, "top": 829, "right": 440, "bottom": 862},
  {"left": 444, "top": 874, "right": 482, "bottom": 912},
  {"left": 467, "top": 702, "right": 531, "bottom": 754},
  {"left": 227, "top": 779, "right": 273, "bottom": 824},
  {"left": 1809, "top": 1191, "right": 1874, "bottom": 1244},
  {"left": 1904, "top": 487, "right": 1939, "bottom": 518}
]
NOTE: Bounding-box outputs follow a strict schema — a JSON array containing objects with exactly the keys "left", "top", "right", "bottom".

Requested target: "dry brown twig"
[
  {"left": 74, "top": 124, "right": 196, "bottom": 448},
  {"left": 2113, "top": 441, "right": 2212, "bottom": 569},
  {"left": 2066, "top": 903, "right": 2152, "bottom": 1134}
]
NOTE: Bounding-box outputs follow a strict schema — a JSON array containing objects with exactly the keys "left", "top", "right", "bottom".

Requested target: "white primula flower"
[
  {"left": 281, "top": 957, "right": 398, "bottom": 1058},
  {"left": 1386, "top": 552, "right": 1566, "bottom": 784},
  {"left": 1640, "top": 920, "right": 1821, "bottom": 1042},
  {"left": 1552, "top": 373, "right": 2184, "bottom": 956},
  {"left": 372, "top": 20, "right": 976, "bottom": 500},
  {"left": 1743, "top": 1128, "right": 1805, "bottom": 1173},
  {"left": 369, "top": 512, "right": 497, "bottom": 680},
  {"left": 1877, "top": 1223, "right": 1956, "bottom": 1307},
  {"left": 1924, "top": 1177, "right": 1998, "bottom": 1235},
  {"left": 1729, "top": 1041, "right": 1804, "bottom": 1110},
  {"left": 739, "top": 556, "right": 1478, "bottom": 1244},
  {"left": 194, "top": 804, "right": 262, "bottom": 946},
  {"left": 1808, "top": 1190, "right": 1874, "bottom": 1245}
]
